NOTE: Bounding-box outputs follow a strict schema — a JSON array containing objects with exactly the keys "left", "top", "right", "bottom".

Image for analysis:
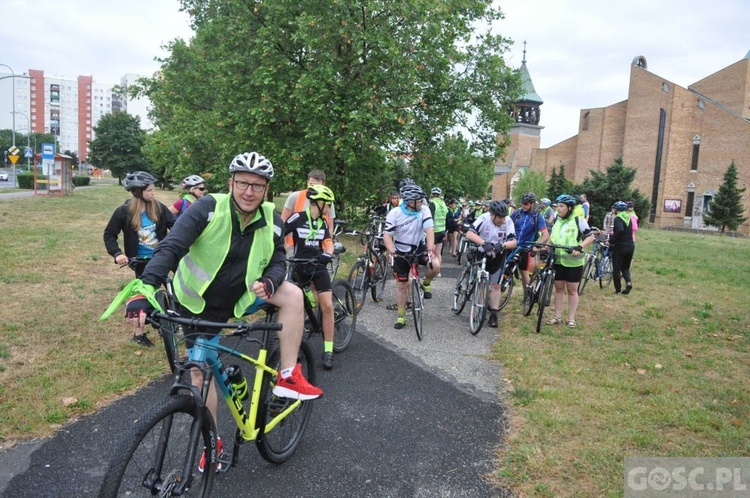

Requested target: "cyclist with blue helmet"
[{"left": 546, "top": 194, "right": 595, "bottom": 328}]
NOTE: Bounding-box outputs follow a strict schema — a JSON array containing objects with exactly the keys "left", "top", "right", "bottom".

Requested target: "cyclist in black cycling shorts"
[{"left": 284, "top": 184, "right": 338, "bottom": 369}]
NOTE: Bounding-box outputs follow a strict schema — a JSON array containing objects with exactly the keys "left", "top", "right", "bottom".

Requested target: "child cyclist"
[{"left": 284, "top": 184, "right": 338, "bottom": 369}]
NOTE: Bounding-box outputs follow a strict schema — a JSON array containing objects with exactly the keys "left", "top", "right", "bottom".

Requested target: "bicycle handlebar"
[
  {"left": 532, "top": 242, "right": 577, "bottom": 254},
  {"left": 146, "top": 311, "right": 283, "bottom": 336},
  {"left": 119, "top": 256, "right": 151, "bottom": 269}
]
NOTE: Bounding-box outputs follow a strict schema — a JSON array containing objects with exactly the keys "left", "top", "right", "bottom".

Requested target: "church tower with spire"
[{"left": 491, "top": 42, "right": 544, "bottom": 200}]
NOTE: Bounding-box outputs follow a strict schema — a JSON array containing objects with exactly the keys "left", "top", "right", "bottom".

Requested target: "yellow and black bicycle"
[{"left": 99, "top": 310, "right": 316, "bottom": 497}]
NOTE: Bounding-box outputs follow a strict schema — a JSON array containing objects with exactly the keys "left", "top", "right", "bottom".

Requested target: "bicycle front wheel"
[
  {"left": 536, "top": 272, "right": 555, "bottom": 333},
  {"left": 256, "top": 339, "right": 316, "bottom": 464},
  {"left": 578, "top": 256, "right": 593, "bottom": 296},
  {"left": 522, "top": 274, "right": 537, "bottom": 317},
  {"left": 469, "top": 279, "right": 489, "bottom": 335},
  {"left": 346, "top": 259, "right": 368, "bottom": 312},
  {"left": 599, "top": 256, "right": 613, "bottom": 288},
  {"left": 451, "top": 266, "right": 471, "bottom": 315},
  {"left": 100, "top": 394, "right": 216, "bottom": 497},
  {"left": 332, "top": 278, "right": 357, "bottom": 352},
  {"left": 371, "top": 253, "right": 388, "bottom": 303},
  {"left": 411, "top": 278, "right": 424, "bottom": 340}
]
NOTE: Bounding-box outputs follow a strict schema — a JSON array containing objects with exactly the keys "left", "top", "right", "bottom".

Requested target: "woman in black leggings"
[{"left": 609, "top": 201, "right": 635, "bottom": 294}]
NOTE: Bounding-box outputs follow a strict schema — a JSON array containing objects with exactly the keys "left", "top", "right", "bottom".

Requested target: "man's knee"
[{"left": 269, "top": 281, "right": 303, "bottom": 308}]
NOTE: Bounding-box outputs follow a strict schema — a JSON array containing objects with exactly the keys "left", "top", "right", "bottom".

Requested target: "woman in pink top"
[{"left": 627, "top": 201, "right": 638, "bottom": 241}]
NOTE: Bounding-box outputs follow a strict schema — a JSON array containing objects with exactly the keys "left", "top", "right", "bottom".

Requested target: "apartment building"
[{"left": 0, "top": 69, "right": 152, "bottom": 164}]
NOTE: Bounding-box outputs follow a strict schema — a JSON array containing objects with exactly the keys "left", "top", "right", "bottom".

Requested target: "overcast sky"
[{"left": 1, "top": 0, "right": 748, "bottom": 147}]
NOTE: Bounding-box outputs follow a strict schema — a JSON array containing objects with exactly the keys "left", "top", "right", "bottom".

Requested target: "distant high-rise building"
[{"left": 0, "top": 69, "right": 153, "bottom": 163}]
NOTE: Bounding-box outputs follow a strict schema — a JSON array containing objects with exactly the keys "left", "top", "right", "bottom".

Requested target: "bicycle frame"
[
  {"left": 157, "top": 316, "right": 297, "bottom": 441},
  {"left": 142, "top": 314, "right": 297, "bottom": 493}
]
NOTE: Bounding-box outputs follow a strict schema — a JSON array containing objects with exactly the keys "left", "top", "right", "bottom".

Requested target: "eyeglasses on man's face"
[
  {"left": 233, "top": 180, "right": 267, "bottom": 192},
  {"left": 193, "top": 186, "right": 207, "bottom": 192}
]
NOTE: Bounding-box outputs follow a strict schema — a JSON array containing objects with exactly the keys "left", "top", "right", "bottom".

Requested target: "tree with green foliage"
[
  {"left": 702, "top": 161, "right": 747, "bottom": 232},
  {"left": 1, "top": 130, "right": 59, "bottom": 159},
  {"left": 63, "top": 150, "right": 79, "bottom": 167},
  {"left": 546, "top": 165, "right": 573, "bottom": 201},
  {"left": 138, "top": 0, "right": 522, "bottom": 213},
  {"left": 511, "top": 169, "right": 547, "bottom": 205},
  {"left": 88, "top": 113, "right": 150, "bottom": 183},
  {"left": 574, "top": 157, "right": 649, "bottom": 227}
]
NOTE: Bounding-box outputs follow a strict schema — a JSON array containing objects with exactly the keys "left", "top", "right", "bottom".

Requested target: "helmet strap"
[{"left": 305, "top": 207, "right": 323, "bottom": 243}]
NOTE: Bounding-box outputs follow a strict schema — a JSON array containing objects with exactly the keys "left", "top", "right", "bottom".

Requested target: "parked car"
[{"left": 0, "top": 170, "right": 9, "bottom": 181}]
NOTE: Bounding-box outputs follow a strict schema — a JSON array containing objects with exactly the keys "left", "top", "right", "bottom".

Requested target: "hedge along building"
[{"left": 499, "top": 51, "right": 750, "bottom": 235}]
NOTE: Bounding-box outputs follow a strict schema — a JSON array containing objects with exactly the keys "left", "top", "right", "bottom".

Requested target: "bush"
[
  {"left": 73, "top": 176, "right": 91, "bottom": 187},
  {"left": 17, "top": 173, "right": 46, "bottom": 189}
]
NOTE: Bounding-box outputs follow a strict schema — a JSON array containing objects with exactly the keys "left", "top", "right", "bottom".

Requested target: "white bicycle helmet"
[
  {"left": 431, "top": 187, "right": 442, "bottom": 196},
  {"left": 228, "top": 152, "right": 274, "bottom": 180},
  {"left": 181, "top": 175, "right": 205, "bottom": 189}
]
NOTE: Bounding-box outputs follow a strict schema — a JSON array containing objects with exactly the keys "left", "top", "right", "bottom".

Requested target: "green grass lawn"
[{"left": 0, "top": 187, "right": 748, "bottom": 498}]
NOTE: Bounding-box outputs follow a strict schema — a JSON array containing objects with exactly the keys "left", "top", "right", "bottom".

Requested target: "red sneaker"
[
  {"left": 273, "top": 364, "right": 323, "bottom": 400},
  {"left": 198, "top": 436, "right": 223, "bottom": 473}
]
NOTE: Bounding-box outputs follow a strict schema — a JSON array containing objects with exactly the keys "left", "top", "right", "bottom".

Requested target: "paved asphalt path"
[{"left": 0, "top": 254, "right": 511, "bottom": 497}]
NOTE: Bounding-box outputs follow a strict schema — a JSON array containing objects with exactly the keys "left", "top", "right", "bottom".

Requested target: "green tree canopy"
[
  {"left": 511, "top": 169, "right": 547, "bottom": 205},
  {"left": 139, "top": 0, "right": 522, "bottom": 212},
  {"left": 546, "top": 165, "right": 573, "bottom": 201},
  {"left": 702, "top": 161, "right": 747, "bottom": 232},
  {"left": 88, "top": 113, "right": 150, "bottom": 182}
]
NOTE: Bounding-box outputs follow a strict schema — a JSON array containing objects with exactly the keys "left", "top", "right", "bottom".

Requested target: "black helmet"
[
  {"left": 488, "top": 200, "right": 508, "bottom": 217},
  {"left": 521, "top": 192, "right": 537, "bottom": 204},
  {"left": 124, "top": 171, "right": 157, "bottom": 191}
]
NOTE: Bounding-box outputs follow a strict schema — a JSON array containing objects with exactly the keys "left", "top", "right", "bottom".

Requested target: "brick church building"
[{"left": 493, "top": 50, "right": 750, "bottom": 235}]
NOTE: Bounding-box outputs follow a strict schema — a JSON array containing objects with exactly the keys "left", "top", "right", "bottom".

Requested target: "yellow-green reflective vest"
[
  {"left": 431, "top": 197, "right": 448, "bottom": 233},
  {"left": 550, "top": 216, "right": 584, "bottom": 267},
  {"left": 174, "top": 194, "right": 276, "bottom": 318}
]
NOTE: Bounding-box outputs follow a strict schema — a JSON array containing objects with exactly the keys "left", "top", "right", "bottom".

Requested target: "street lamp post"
[
  {"left": 0, "top": 63, "right": 17, "bottom": 148},
  {"left": 12, "top": 111, "right": 31, "bottom": 170},
  {"left": 0, "top": 64, "right": 32, "bottom": 187}
]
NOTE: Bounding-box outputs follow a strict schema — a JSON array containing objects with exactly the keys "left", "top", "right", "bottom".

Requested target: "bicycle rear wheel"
[
  {"left": 411, "top": 278, "right": 424, "bottom": 340},
  {"left": 100, "top": 394, "right": 216, "bottom": 497},
  {"left": 256, "top": 339, "right": 316, "bottom": 464},
  {"left": 346, "top": 259, "right": 368, "bottom": 312},
  {"left": 599, "top": 256, "right": 613, "bottom": 288},
  {"left": 451, "top": 266, "right": 471, "bottom": 315},
  {"left": 331, "top": 279, "right": 357, "bottom": 352},
  {"left": 469, "top": 279, "right": 488, "bottom": 335},
  {"left": 536, "top": 272, "right": 555, "bottom": 333}
]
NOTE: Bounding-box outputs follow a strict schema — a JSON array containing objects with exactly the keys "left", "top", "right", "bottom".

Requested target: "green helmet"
[{"left": 306, "top": 184, "right": 335, "bottom": 203}]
